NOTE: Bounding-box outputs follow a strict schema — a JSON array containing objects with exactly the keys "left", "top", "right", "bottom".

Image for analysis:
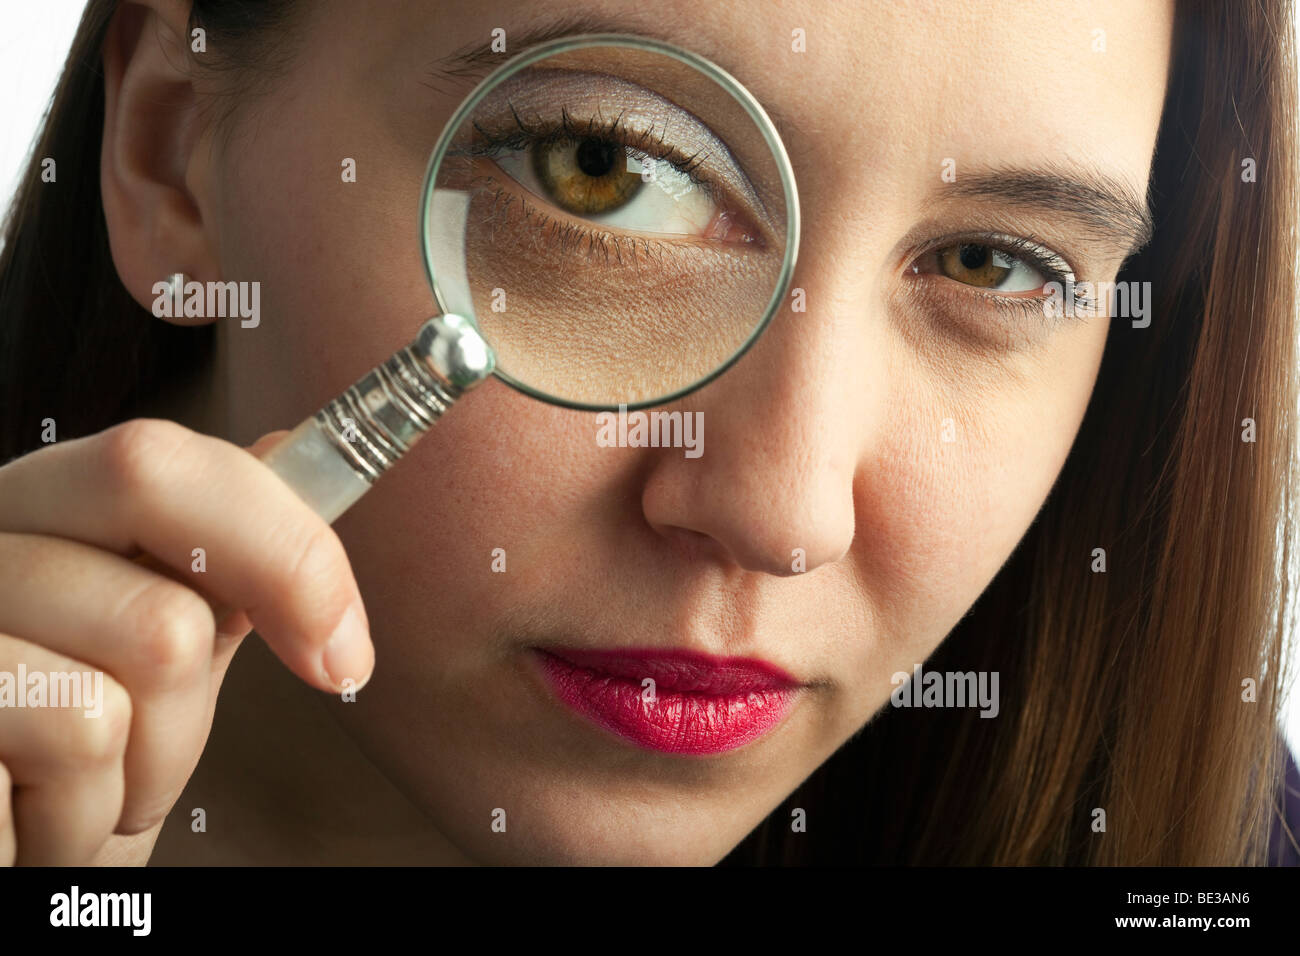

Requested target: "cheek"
[
  {"left": 850, "top": 321, "right": 1107, "bottom": 691},
  {"left": 212, "top": 91, "right": 431, "bottom": 441},
  {"left": 322, "top": 388, "right": 663, "bottom": 859},
  {"left": 329, "top": 383, "right": 614, "bottom": 673}
]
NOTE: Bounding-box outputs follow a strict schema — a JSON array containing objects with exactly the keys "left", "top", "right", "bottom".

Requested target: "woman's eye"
[
  {"left": 493, "top": 137, "right": 732, "bottom": 239},
  {"left": 529, "top": 137, "right": 642, "bottom": 214},
  {"left": 934, "top": 243, "right": 1049, "bottom": 293}
]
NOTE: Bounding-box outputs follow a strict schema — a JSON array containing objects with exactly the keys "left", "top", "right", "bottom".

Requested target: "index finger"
[{"left": 0, "top": 419, "right": 374, "bottom": 692}]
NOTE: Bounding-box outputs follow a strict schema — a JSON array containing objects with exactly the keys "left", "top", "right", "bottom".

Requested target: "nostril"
[{"left": 656, "top": 524, "right": 728, "bottom": 565}]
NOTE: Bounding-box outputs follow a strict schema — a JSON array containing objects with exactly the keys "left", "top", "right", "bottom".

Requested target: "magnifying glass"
[{"left": 261, "top": 34, "right": 800, "bottom": 520}]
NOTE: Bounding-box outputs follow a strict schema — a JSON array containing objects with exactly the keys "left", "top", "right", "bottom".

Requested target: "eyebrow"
[
  {"left": 425, "top": 11, "right": 803, "bottom": 143},
  {"left": 935, "top": 162, "right": 1155, "bottom": 258}
]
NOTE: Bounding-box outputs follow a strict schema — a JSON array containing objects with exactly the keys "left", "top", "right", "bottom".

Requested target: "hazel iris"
[
  {"left": 531, "top": 137, "right": 644, "bottom": 215},
  {"left": 939, "top": 244, "right": 1013, "bottom": 288}
]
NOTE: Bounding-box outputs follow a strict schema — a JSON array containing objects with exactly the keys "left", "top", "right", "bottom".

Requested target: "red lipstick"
[{"left": 532, "top": 647, "right": 801, "bottom": 755}]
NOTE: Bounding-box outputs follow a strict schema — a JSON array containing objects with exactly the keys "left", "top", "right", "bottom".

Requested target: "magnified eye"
[
  {"left": 937, "top": 243, "right": 1047, "bottom": 292},
  {"left": 446, "top": 68, "right": 777, "bottom": 254},
  {"left": 429, "top": 51, "right": 795, "bottom": 408},
  {"left": 493, "top": 133, "right": 734, "bottom": 240}
]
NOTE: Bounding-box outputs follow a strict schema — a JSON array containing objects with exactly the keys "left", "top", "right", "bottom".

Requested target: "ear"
[{"left": 100, "top": 0, "right": 221, "bottom": 325}]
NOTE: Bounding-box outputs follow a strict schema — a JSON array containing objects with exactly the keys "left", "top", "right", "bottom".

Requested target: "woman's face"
[{"left": 205, "top": 0, "right": 1173, "bottom": 863}]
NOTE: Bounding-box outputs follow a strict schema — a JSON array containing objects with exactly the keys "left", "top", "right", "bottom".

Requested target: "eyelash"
[
  {"left": 464, "top": 105, "right": 721, "bottom": 202},
  {"left": 913, "top": 233, "right": 1095, "bottom": 321},
  {"left": 452, "top": 108, "right": 735, "bottom": 266},
  {"left": 456, "top": 119, "right": 1094, "bottom": 318}
]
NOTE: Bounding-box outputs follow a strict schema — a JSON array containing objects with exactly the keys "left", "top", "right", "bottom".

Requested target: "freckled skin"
[{"left": 156, "top": 0, "right": 1174, "bottom": 864}]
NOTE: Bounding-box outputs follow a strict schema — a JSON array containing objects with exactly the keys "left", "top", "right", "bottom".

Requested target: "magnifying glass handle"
[
  {"left": 260, "top": 313, "right": 494, "bottom": 522},
  {"left": 127, "top": 314, "right": 491, "bottom": 635}
]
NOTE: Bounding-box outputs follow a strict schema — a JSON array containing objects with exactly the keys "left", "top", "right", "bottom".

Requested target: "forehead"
[{"left": 411, "top": 0, "right": 1175, "bottom": 186}]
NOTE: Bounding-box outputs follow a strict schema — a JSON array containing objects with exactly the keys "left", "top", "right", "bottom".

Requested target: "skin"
[{"left": 0, "top": 0, "right": 1173, "bottom": 865}]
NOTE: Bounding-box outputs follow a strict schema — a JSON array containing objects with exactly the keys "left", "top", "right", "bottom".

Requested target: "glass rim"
[{"left": 418, "top": 32, "right": 802, "bottom": 412}]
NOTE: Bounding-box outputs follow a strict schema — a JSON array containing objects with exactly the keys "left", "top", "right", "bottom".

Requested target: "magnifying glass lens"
[{"left": 423, "top": 40, "right": 796, "bottom": 409}]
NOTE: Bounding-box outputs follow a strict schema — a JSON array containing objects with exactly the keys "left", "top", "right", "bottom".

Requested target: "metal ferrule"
[{"left": 314, "top": 314, "right": 493, "bottom": 483}]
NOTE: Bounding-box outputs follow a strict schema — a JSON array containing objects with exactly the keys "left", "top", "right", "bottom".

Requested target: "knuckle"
[
  {"left": 63, "top": 678, "right": 132, "bottom": 767},
  {"left": 123, "top": 581, "right": 214, "bottom": 689},
  {"left": 99, "top": 419, "right": 195, "bottom": 498}
]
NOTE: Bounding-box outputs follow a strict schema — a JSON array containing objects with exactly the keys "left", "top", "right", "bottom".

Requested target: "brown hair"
[
  {"left": 0, "top": 0, "right": 297, "bottom": 464},
  {"left": 1, "top": 1, "right": 1295, "bottom": 865}
]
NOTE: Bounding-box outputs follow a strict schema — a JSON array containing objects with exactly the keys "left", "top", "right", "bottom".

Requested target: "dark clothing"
[{"left": 1269, "top": 743, "right": 1300, "bottom": 865}]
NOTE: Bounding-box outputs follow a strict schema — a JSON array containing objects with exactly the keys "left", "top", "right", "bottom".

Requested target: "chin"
[{"left": 429, "top": 784, "right": 750, "bottom": 866}]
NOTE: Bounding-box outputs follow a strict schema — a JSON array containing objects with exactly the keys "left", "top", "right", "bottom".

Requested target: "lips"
[{"left": 532, "top": 646, "right": 801, "bottom": 755}]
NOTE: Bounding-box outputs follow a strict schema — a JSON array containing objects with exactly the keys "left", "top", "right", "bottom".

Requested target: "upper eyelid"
[
  {"left": 909, "top": 232, "right": 1079, "bottom": 284},
  {"left": 906, "top": 236, "right": 1103, "bottom": 327},
  {"left": 460, "top": 116, "right": 781, "bottom": 250},
  {"left": 986, "top": 233, "right": 1076, "bottom": 278},
  {"left": 460, "top": 68, "right": 769, "bottom": 216},
  {"left": 466, "top": 113, "right": 724, "bottom": 202}
]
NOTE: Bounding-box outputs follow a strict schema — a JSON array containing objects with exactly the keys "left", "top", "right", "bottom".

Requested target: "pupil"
[
  {"left": 575, "top": 139, "right": 618, "bottom": 178},
  {"left": 959, "top": 245, "right": 988, "bottom": 269}
]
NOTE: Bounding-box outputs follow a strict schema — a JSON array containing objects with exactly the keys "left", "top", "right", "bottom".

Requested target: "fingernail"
[{"left": 322, "top": 603, "right": 374, "bottom": 691}]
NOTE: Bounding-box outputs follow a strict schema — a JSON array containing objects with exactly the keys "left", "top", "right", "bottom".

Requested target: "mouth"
[{"left": 530, "top": 646, "right": 804, "bottom": 755}]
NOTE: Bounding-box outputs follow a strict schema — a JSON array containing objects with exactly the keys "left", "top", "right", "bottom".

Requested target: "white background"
[{"left": 2, "top": 3, "right": 1299, "bottom": 759}]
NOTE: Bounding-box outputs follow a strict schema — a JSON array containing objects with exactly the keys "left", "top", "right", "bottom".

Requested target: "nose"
[{"left": 639, "top": 291, "right": 867, "bottom": 577}]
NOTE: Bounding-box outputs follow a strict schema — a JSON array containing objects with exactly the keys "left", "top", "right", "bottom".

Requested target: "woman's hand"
[{"left": 0, "top": 418, "right": 374, "bottom": 865}]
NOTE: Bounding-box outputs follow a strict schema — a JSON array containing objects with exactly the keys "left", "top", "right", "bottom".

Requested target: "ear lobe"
[{"left": 100, "top": 0, "right": 221, "bottom": 325}]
